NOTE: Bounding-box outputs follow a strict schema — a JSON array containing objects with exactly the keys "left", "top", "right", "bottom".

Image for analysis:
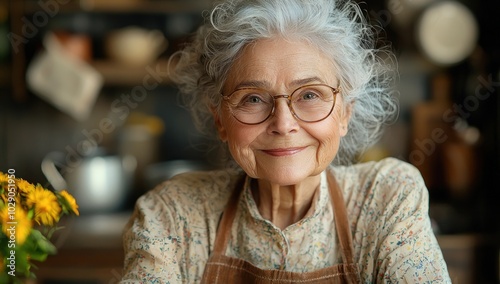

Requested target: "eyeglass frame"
[{"left": 220, "top": 83, "right": 341, "bottom": 125}]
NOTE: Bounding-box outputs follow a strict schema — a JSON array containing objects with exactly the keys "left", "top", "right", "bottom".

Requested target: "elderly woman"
[{"left": 121, "top": 0, "right": 451, "bottom": 283}]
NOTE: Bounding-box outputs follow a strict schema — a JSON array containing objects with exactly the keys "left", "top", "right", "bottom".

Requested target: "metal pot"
[{"left": 41, "top": 150, "right": 136, "bottom": 215}]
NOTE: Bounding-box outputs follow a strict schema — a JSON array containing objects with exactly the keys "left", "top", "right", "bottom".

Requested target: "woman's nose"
[{"left": 267, "top": 98, "right": 299, "bottom": 135}]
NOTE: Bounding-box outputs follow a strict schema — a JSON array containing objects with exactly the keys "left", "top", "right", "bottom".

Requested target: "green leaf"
[
  {"left": 39, "top": 241, "right": 57, "bottom": 255},
  {"left": 0, "top": 273, "right": 9, "bottom": 283},
  {"left": 27, "top": 208, "right": 34, "bottom": 220},
  {"left": 13, "top": 249, "right": 30, "bottom": 275},
  {"left": 28, "top": 250, "right": 48, "bottom": 262}
]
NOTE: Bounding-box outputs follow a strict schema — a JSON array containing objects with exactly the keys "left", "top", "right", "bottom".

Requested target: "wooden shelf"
[
  {"left": 24, "top": 0, "right": 211, "bottom": 14},
  {"left": 91, "top": 58, "right": 176, "bottom": 87}
]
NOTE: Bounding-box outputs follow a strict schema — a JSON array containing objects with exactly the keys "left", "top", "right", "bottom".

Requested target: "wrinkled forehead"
[{"left": 222, "top": 37, "right": 339, "bottom": 94}]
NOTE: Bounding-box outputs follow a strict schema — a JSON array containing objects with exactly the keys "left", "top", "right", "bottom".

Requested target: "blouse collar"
[{"left": 241, "top": 170, "right": 330, "bottom": 229}]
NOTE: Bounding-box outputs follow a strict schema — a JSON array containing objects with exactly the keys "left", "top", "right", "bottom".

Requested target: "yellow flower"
[
  {"left": 0, "top": 205, "right": 32, "bottom": 245},
  {"left": 26, "top": 185, "right": 61, "bottom": 226},
  {"left": 59, "top": 190, "right": 79, "bottom": 216},
  {"left": 16, "top": 178, "right": 35, "bottom": 195},
  {"left": 0, "top": 203, "right": 9, "bottom": 225},
  {"left": 0, "top": 172, "right": 8, "bottom": 184},
  {"left": 0, "top": 172, "right": 9, "bottom": 199}
]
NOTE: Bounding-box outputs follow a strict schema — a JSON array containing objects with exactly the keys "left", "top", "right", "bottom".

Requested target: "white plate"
[{"left": 416, "top": 1, "right": 478, "bottom": 66}]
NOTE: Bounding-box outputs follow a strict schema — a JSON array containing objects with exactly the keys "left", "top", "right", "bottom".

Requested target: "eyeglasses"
[{"left": 221, "top": 84, "right": 340, "bottom": 125}]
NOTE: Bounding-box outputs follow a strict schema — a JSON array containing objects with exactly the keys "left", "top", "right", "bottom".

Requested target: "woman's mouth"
[{"left": 262, "top": 147, "right": 306, "bottom": 157}]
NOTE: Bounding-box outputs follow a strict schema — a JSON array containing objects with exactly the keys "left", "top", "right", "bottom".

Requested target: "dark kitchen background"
[{"left": 0, "top": 0, "right": 498, "bottom": 283}]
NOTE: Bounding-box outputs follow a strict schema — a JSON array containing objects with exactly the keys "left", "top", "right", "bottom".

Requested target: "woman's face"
[{"left": 215, "top": 38, "right": 351, "bottom": 185}]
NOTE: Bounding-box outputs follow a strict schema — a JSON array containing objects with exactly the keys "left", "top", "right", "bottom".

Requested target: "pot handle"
[{"left": 41, "top": 151, "right": 68, "bottom": 191}]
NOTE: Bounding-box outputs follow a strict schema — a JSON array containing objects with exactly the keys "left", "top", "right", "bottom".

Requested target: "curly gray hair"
[{"left": 169, "top": 0, "right": 399, "bottom": 165}]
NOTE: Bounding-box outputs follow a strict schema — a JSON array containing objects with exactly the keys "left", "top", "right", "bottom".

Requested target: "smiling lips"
[{"left": 262, "top": 147, "right": 306, "bottom": 157}]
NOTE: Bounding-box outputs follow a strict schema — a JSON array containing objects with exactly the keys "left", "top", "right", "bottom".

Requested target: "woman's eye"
[
  {"left": 240, "top": 94, "right": 267, "bottom": 105},
  {"left": 246, "top": 95, "right": 263, "bottom": 103},
  {"left": 301, "top": 92, "right": 319, "bottom": 100}
]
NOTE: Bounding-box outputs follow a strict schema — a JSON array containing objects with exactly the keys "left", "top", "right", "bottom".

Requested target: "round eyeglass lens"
[{"left": 290, "top": 85, "right": 336, "bottom": 122}]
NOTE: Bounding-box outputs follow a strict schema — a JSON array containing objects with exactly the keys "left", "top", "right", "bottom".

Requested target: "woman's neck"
[{"left": 252, "top": 175, "right": 321, "bottom": 230}]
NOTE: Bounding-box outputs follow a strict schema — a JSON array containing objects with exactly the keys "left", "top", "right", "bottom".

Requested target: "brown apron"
[{"left": 201, "top": 173, "right": 361, "bottom": 283}]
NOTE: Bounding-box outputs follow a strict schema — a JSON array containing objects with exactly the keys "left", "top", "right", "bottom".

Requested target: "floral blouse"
[{"left": 120, "top": 158, "right": 451, "bottom": 283}]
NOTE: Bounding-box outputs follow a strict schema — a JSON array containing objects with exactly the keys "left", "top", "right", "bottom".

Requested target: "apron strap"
[
  {"left": 326, "top": 173, "right": 356, "bottom": 264},
  {"left": 212, "top": 174, "right": 246, "bottom": 254}
]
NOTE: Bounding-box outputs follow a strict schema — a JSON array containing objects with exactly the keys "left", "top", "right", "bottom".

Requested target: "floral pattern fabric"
[{"left": 120, "top": 158, "right": 451, "bottom": 283}]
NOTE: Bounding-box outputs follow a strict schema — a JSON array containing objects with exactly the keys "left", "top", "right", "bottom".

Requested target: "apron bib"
[{"left": 201, "top": 173, "right": 361, "bottom": 283}]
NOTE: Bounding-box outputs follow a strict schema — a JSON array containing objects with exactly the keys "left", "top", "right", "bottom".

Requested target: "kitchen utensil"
[{"left": 41, "top": 150, "right": 137, "bottom": 214}]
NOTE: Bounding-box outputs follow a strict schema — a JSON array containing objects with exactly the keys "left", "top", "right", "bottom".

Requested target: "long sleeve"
[
  {"left": 119, "top": 170, "right": 237, "bottom": 283},
  {"left": 339, "top": 158, "right": 451, "bottom": 283},
  {"left": 374, "top": 169, "right": 450, "bottom": 283},
  {"left": 120, "top": 191, "right": 185, "bottom": 283}
]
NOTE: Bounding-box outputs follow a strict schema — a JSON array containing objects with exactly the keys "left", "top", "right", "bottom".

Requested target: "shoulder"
[
  {"left": 333, "top": 157, "right": 422, "bottom": 182},
  {"left": 333, "top": 159, "right": 449, "bottom": 282},
  {"left": 123, "top": 169, "right": 243, "bottom": 251},
  {"left": 331, "top": 158, "right": 428, "bottom": 221},
  {"left": 122, "top": 169, "right": 243, "bottom": 282},
  {"left": 332, "top": 157, "right": 425, "bottom": 197}
]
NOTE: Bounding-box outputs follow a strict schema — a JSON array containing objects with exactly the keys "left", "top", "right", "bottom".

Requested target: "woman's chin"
[{"left": 254, "top": 167, "right": 321, "bottom": 187}]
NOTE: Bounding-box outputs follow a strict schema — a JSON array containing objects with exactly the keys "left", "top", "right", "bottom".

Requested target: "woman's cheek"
[
  {"left": 229, "top": 143, "right": 257, "bottom": 175},
  {"left": 317, "top": 131, "right": 341, "bottom": 165}
]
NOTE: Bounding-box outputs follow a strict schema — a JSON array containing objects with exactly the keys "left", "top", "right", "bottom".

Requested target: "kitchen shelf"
[
  {"left": 23, "top": 0, "right": 212, "bottom": 14},
  {"left": 91, "top": 58, "right": 177, "bottom": 86}
]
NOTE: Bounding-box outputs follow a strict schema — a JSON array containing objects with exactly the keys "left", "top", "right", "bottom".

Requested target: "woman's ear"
[
  {"left": 213, "top": 108, "right": 228, "bottom": 142},
  {"left": 339, "top": 102, "right": 353, "bottom": 137}
]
